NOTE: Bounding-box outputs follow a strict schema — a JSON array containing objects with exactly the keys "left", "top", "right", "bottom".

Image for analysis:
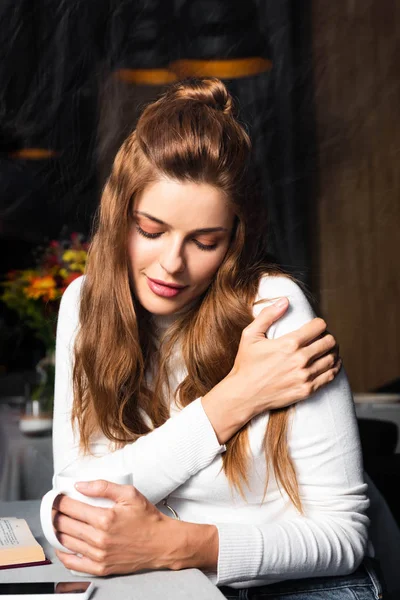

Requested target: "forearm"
[
  {"left": 158, "top": 518, "right": 219, "bottom": 572},
  {"left": 55, "top": 397, "right": 226, "bottom": 504},
  {"left": 214, "top": 509, "right": 369, "bottom": 586}
]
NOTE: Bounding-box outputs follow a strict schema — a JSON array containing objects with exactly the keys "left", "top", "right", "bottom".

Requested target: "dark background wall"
[
  {"left": 312, "top": 1, "right": 400, "bottom": 392},
  {"left": 0, "top": 0, "right": 312, "bottom": 374}
]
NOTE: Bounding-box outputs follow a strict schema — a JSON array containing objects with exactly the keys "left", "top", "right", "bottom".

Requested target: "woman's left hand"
[{"left": 53, "top": 480, "right": 179, "bottom": 576}]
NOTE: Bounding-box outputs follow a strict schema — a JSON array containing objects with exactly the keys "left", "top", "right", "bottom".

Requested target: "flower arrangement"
[{"left": 1, "top": 232, "right": 88, "bottom": 410}]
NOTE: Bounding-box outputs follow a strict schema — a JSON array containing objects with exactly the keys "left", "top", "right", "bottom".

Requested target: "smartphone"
[{"left": 0, "top": 581, "right": 94, "bottom": 599}]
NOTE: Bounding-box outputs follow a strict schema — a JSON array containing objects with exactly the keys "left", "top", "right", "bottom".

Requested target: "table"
[
  {"left": 1, "top": 490, "right": 400, "bottom": 599},
  {"left": 0, "top": 406, "right": 53, "bottom": 501},
  {"left": 0, "top": 501, "right": 225, "bottom": 599}
]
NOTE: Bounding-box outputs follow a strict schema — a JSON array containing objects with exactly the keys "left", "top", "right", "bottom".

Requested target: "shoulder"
[
  {"left": 255, "top": 274, "right": 310, "bottom": 304},
  {"left": 55, "top": 276, "right": 86, "bottom": 345},
  {"left": 254, "top": 274, "right": 317, "bottom": 339},
  {"left": 59, "top": 275, "right": 85, "bottom": 317}
]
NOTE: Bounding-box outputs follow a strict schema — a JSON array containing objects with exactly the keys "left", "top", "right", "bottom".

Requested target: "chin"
[{"left": 138, "top": 292, "right": 187, "bottom": 316}]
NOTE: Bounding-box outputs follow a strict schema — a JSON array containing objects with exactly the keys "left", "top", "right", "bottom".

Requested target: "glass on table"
[{"left": 19, "top": 389, "right": 53, "bottom": 437}]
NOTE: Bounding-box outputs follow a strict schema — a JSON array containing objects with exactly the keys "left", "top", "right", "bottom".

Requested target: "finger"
[
  {"left": 310, "top": 361, "right": 342, "bottom": 393},
  {"left": 54, "top": 494, "right": 109, "bottom": 527},
  {"left": 320, "top": 329, "right": 339, "bottom": 358},
  {"left": 56, "top": 531, "right": 104, "bottom": 563},
  {"left": 246, "top": 298, "right": 289, "bottom": 338},
  {"left": 56, "top": 549, "right": 109, "bottom": 577},
  {"left": 309, "top": 354, "right": 342, "bottom": 379},
  {"left": 53, "top": 511, "right": 101, "bottom": 546},
  {"left": 280, "top": 318, "right": 327, "bottom": 348},
  {"left": 303, "top": 333, "right": 337, "bottom": 363},
  {"left": 74, "top": 480, "right": 137, "bottom": 504}
]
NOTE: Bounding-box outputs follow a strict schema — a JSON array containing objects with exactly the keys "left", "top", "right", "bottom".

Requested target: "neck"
[{"left": 151, "top": 298, "right": 199, "bottom": 332}]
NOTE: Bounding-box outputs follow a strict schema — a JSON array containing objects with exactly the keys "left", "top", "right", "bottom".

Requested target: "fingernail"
[
  {"left": 273, "top": 297, "right": 288, "bottom": 309},
  {"left": 75, "top": 482, "right": 90, "bottom": 490}
]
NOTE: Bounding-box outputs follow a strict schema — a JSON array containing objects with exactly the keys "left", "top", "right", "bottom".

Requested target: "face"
[{"left": 128, "top": 178, "right": 235, "bottom": 315}]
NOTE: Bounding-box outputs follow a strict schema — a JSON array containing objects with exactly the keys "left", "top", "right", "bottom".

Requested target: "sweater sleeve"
[
  {"left": 52, "top": 276, "right": 225, "bottom": 504},
  {"left": 214, "top": 276, "right": 370, "bottom": 585}
]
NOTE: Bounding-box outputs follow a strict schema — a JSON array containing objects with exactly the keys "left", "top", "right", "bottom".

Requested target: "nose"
[{"left": 159, "top": 238, "right": 186, "bottom": 275}]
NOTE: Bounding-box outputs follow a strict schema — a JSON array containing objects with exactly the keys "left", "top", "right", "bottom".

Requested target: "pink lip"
[
  {"left": 148, "top": 277, "right": 187, "bottom": 289},
  {"left": 146, "top": 277, "right": 187, "bottom": 298}
]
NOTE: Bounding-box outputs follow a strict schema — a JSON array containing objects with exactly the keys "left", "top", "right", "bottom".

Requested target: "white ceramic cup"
[{"left": 40, "top": 466, "right": 132, "bottom": 575}]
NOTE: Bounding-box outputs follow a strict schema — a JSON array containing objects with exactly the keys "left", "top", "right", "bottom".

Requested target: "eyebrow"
[{"left": 134, "top": 211, "right": 229, "bottom": 234}]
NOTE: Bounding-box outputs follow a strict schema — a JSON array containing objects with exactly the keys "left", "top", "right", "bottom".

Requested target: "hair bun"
[{"left": 170, "top": 77, "right": 234, "bottom": 116}]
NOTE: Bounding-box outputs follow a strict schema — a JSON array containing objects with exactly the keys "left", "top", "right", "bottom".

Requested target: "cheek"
[
  {"left": 191, "top": 250, "right": 227, "bottom": 285},
  {"left": 128, "top": 232, "right": 159, "bottom": 270}
]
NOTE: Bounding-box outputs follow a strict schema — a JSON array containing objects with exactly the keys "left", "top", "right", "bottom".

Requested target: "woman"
[{"left": 52, "top": 78, "right": 381, "bottom": 598}]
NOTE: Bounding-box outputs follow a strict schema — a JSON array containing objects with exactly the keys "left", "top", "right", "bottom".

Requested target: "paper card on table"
[{"left": 0, "top": 517, "right": 50, "bottom": 569}]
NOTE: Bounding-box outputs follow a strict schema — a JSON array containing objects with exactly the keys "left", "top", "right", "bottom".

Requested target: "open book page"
[{"left": 0, "top": 518, "right": 46, "bottom": 566}]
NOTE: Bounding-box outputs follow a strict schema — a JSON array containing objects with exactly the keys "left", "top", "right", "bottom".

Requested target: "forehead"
[{"left": 134, "top": 178, "right": 233, "bottom": 229}]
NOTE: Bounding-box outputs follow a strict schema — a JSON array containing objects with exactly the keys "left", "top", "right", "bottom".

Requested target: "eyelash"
[{"left": 135, "top": 225, "right": 217, "bottom": 252}]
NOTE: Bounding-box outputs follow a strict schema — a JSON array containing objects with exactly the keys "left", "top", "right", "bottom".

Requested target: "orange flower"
[{"left": 25, "top": 275, "right": 58, "bottom": 301}]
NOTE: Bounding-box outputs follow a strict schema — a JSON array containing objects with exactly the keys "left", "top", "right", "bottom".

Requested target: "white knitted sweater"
[{"left": 53, "top": 275, "right": 370, "bottom": 588}]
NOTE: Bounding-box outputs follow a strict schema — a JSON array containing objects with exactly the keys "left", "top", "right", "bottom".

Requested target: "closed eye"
[
  {"left": 135, "top": 225, "right": 218, "bottom": 251},
  {"left": 135, "top": 224, "right": 162, "bottom": 239},
  {"left": 192, "top": 239, "right": 218, "bottom": 252}
]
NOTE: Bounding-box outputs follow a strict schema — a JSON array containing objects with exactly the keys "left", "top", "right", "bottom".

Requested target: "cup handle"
[{"left": 40, "top": 489, "right": 74, "bottom": 554}]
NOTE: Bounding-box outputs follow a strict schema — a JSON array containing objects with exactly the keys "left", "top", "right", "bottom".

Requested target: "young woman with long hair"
[{"left": 51, "top": 78, "right": 382, "bottom": 598}]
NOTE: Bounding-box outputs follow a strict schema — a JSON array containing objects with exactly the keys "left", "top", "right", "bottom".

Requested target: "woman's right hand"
[{"left": 201, "top": 297, "right": 341, "bottom": 444}]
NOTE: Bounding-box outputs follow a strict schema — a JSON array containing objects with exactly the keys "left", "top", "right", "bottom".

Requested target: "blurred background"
[
  {"left": 1, "top": 0, "right": 399, "bottom": 394},
  {"left": 0, "top": 0, "right": 399, "bottom": 520}
]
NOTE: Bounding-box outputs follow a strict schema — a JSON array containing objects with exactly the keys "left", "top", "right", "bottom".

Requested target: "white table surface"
[{"left": 0, "top": 501, "right": 225, "bottom": 599}]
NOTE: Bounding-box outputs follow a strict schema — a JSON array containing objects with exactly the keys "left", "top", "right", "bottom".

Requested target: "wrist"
[
  {"left": 201, "top": 374, "right": 252, "bottom": 444},
  {"left": 161, "top": 519, "right": 219, "bottom": 571}
]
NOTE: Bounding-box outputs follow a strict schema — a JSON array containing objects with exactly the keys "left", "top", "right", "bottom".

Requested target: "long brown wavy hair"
[{"left": 72, "top": 77, "right": 301, "bottom": 511}]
